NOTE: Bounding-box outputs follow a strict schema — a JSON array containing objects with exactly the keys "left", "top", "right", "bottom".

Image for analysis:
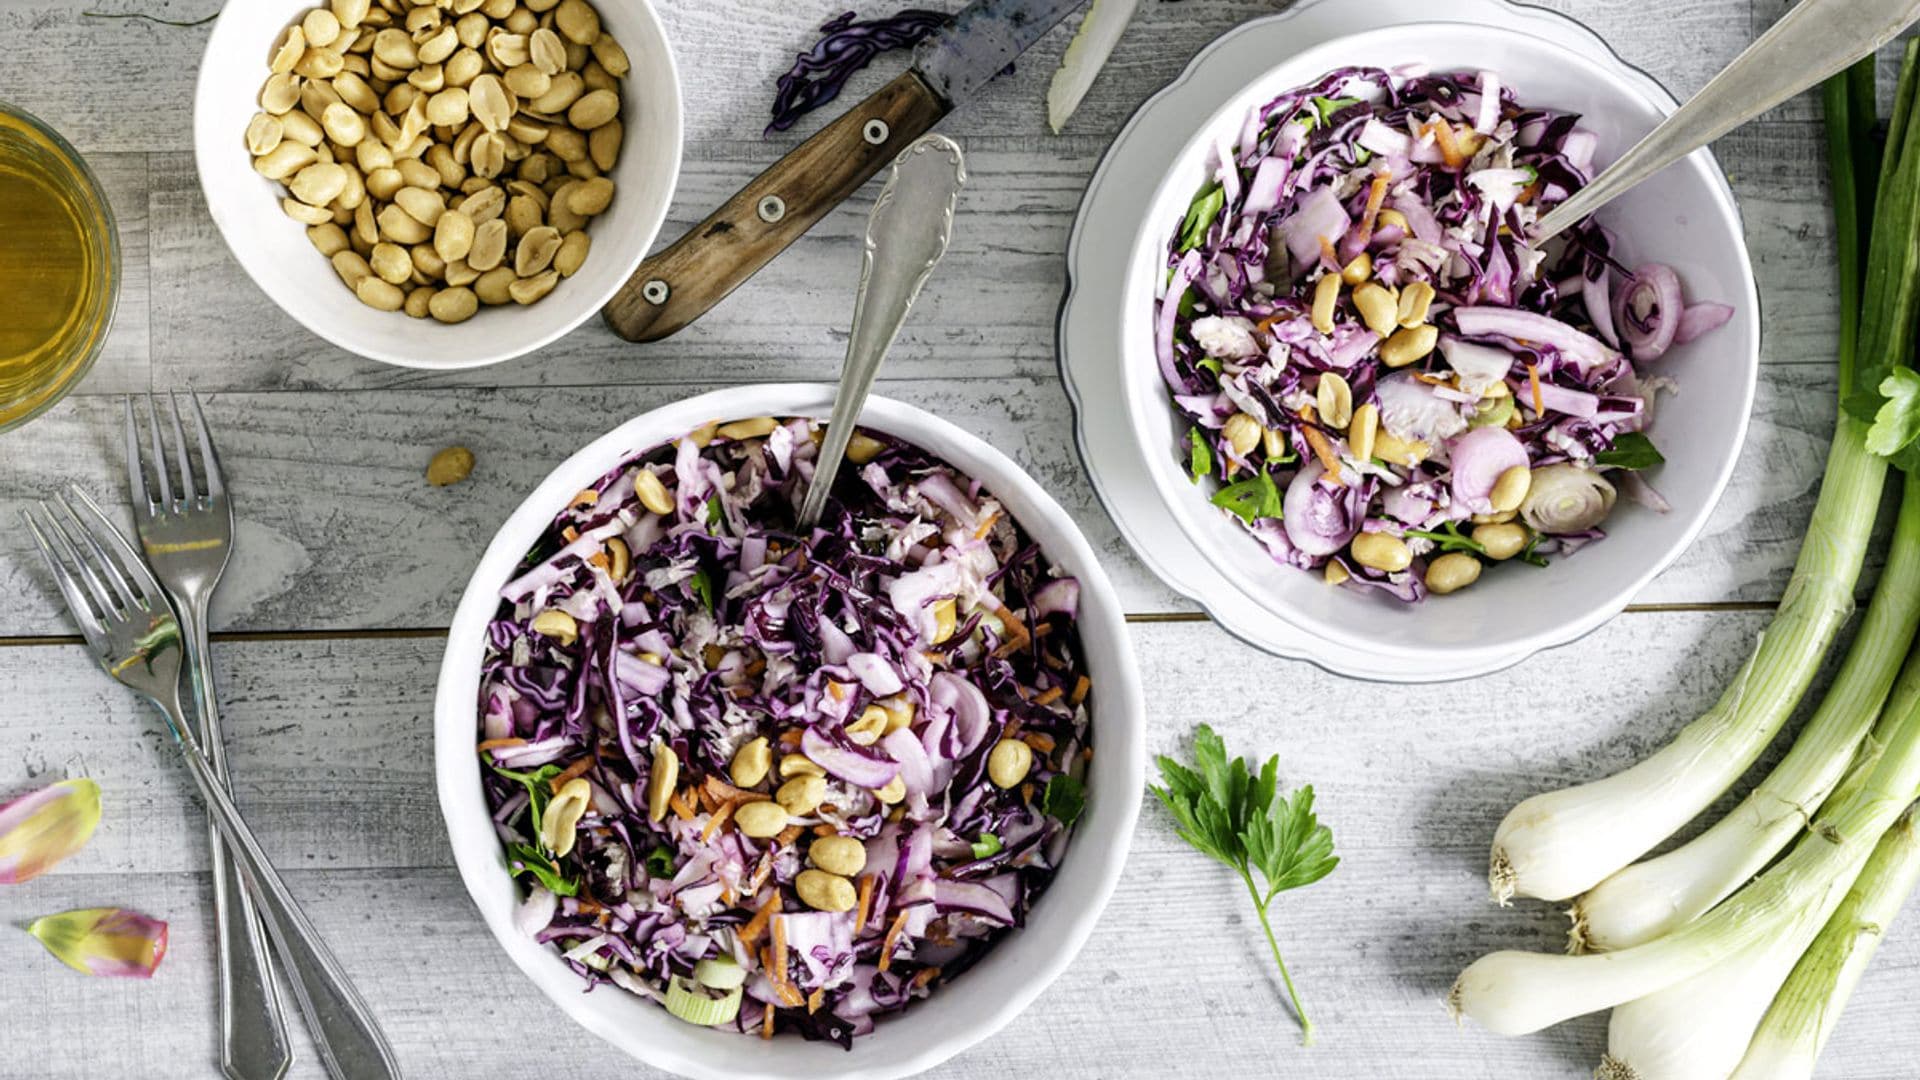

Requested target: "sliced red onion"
[
  {"left": 1156, "top": 251, "right": 1203, "bottom": 390},
  {"left": 931, "top": 879, "right": 1017, "bottom": 925},
  {"left": 929, "top": 671, "right": 993, "bottom": 759},
  {"left": 1612, "top": 263, "right": 1684, "bottom": 361},
  {"left": 516, "top": 887, "right": 559, "bottom": 937},
  {"left": 1562, "top": 129, "right": 1599, "bottom": 176},
  {"left": 1583, "top": 270, "right": 1618, "bottom": 347},
  {"left": 1282, "top": 458, "right": 1363, "bottom": 557},
  {"left": 802, "top": 725, "right": 901, "bottom": 790},
  {"left": 882, "top": 728, "right": 935, "bottom": 798},
  {"left": 1278, "top": 186, "right": 1350, "bottom": 270},
  {"left": 846, "top": 652, "right": 903, "bottom": 697},
  {"left": 1675, "top": 301, "right": 1734, "bottom": 345},
  {"left": 1031, "top": 577, "right": 1080, "bottom": 619},
  {"left": 1533, "top": 382, "right": 1599, "bottom": 419},
  {"left": 1448, "top": 427, "right": 1529, "bottom": 514},
  {"left": 1439, "top": 337, "right": 1516, "bottom": 397},
  {"left": 1475, "top": 71, "right": 1501, "bottom": 133},
  {"left": 1452, "top": 307, "right": 1618, "bottom": 372}
]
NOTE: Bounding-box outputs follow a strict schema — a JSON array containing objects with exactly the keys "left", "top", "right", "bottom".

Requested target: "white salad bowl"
[
  {"left": 193, "top": 0, "right": 682, "bottom": 370},
  {"left": 1117, "top": 20, "right": 1759, "bottom": 672},
  {"left": 435, "top": 384, "right": 1145, "bottom": 1080}
]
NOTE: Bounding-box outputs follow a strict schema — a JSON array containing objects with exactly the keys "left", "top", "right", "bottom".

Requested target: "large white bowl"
[
  {"left": 435, "top": 385, "right": 1145, "bottom": 1080},
  {"left": 193, "top": 0, "right": 683, "bottom": 370},
  {"left": 1118, "top": 21, "right": 1759, "bottom": 669}
]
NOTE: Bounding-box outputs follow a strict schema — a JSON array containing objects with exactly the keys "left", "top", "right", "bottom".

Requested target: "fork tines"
[
  {"left": 125, "top": 391, "right": 223, "bottom": 517},
  {"left": 24, "top": 486, "right": 172, "bottom": 639}
]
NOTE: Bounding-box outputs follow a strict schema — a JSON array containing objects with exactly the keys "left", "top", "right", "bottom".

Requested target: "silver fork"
[
  {"left": 25, "top": 487, "right": 403, "bottom": 1080},
  {"left": 126, "top": 392, "right": 290, "bottom": 1080}
]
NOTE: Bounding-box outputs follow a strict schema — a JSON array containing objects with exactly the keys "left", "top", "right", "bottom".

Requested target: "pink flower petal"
[
  {"left": 27, "top": 908, "right": 169, "bottom": 978},
  {"left": 0, "top": 779, "right": 102, "bottom": 884}
]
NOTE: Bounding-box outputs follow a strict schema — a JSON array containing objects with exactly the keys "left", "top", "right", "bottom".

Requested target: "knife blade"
[{"left": 602, "top": 0, "right": 1087, "bottom": 343}]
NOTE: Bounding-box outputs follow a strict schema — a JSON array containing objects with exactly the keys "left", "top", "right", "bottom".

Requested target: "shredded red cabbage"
[
  {"left": 1157, "top": 66, "right": 1731, "bottom": 600},
  {"left": 477, "top": 418, "right": 1092, "bottom": 1044},
  {"left": 766, "top": 9, "right": 949, "bottom": 135}
]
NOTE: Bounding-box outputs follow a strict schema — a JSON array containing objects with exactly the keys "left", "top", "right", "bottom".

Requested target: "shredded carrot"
[
  {"left": 700, "top": 801, "right": 734, "bottom": 842},
  {"left": 807, "top": 987, "right": 825, "bottom": 1013},
  {"left": 854, "top": 874, "right": 874, "bottom": 930},
  {"left": 1069, "top": 675, "right": 1091, "bottom": 706},
  {"left": 742, "top": 895, "right": 781, "bottom": 944},
  {"left": 779, "top": 729, "right": 805, "bottom": 750},
  {"left": 775, "top": 824, "right": 804, "bottom": 845},
  {"left": 743, "top": 657, "right": 767, "bottom": 678},
  {"left": 1003, "top": 718, "right": 1025, "bottom": 741},
  {"left": 1516, "top": 181, "right": 1541, "bottom": 206},
  {"left": 721, "top": 885, "right": 737, "bottom": 907},
  {"left": 1032, "top": 686, "right": 1064, "bottom": 708},
  {"left": 747, "top": 853, "right": 775, "bottom": 893},
  {"left": 910, "top": 967, "right": 941, "bottom": 990},
  {"left": 695, "top": 785, "right": 719, "bottom": 813},
  {"left": 475, "top": 737, "right": 527, "bottom": 753},
  {"left": 972, "top": 510, "right": 1001, "bottom": 539},
  {"left": 1316, "top": 233, "right": 1339, "bottom": 268},
  {"left": 761, "top": 1005, "right": 775, "bottom": 1039},
  {"left": 1023, "top": 732, "right": 1057, "bottom": 754},
  {"left": 1527, "top": 363, "right": 1545, "bottom": 416},
  {"left": 770, "top": 916, "right": 789, "bottom": 984},
  {"left": 586, "top": 551, "right": 609, "bottom": 571},
  {"left": 1356, "top": 171, "right": 1391, "bottom": 244},
  {"left": 808, "top": 823, "right": 835, "bottom": 838},
  {"left": 1430, "top": 117, "right": 1466, "bottom": 169},
  {"left": 827, "top": 681, "right": 849, "bottom": 701},
  {"left": 551, "top": 756, "right": 594, "bottom": 787},
  {"left": 878, "top": 910, "right": 911, "bottom": 974},
  {"left": 1298, "top": 411, "right": 1344, "bottom": 485},
  {"left": 561, "top": 525, "right": 579, "bottom": 543},
  {"left": 669, "top": 790, "right": 698, "bottom": 822},
  {"left": 1254, "top": 312, "right": 1290, "bottom": 336},
  {"left": 569, "top": 488, "right": 599, "bottom": 508}
]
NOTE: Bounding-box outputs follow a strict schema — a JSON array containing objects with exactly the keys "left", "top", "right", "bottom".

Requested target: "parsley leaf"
[
  {"left": 1188, "top": 429, "right": 1214, "bottom": 483},
  {"left": 1519, "top": 531, "right": 1550, "bottom": 568},
  {"left": 1309, "top": 95, "right": 1360, "bottom": 126},
  {"left": 1210, "top": 470, "right": 1285, "bottom": 525},
  {"left": 1179, "top": 183, "right": 1225, "bottom": 252},
  {"left": 645, "top": 847, "right": 677, "bottom": 879},
  {"left": 493, "top": 763, "right": 565, "bottom": 829},
  {"left": 970, "top": 833, "right": 1003, "bottom": 860},
  {"left": 1041, "top": 774, "right": 1087, "bottom": 828},
  {"left": 1594, "top": 431, "right": 1666, "bottom": 470},
  {"left": 704, "top": 495, "right": 724, "bottom": 530},
  {"left": 689, "top": 567, "right": 715, "bottom": 611},
  {"left": 507, "top": 842, "right": 580, "bottom": 897},
  {"left": 1405, "top": 521, "right": 1487, "bottom": 556},
  {"left": 1151, "top": 725, "right": 1338, "bottom": 1044},
  {"left": 1867, "top": 368, "right": 1920, "bottom": 471}
]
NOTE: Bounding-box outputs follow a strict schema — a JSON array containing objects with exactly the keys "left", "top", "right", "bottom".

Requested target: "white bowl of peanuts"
[{"left": 194, "top": 0, "right": 682, "bottom": 369}]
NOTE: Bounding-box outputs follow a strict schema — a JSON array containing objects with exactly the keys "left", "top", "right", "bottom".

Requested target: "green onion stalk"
[
  {"left": 1570, "top": 471, "right": 1920, "bottom": 952},
  {"left": 1451, "top": 632, "right": 1920, "bottom": 1037},
  {"left": 1486, "top": 47, "right": 1920, "bottom": 907},
  {"left": 1733, "top": 804, "right": 1920, "bottom": 1079}
]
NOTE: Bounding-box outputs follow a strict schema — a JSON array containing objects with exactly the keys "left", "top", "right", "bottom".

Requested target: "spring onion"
[
  {"left": 665, "top": 976, "right": 744, "bottom": 1026},
  {"left": 1733, "top": 805, "right": 1920, "bottom": 1079},
  {"left": 1570, "top": 472, "right": 1920, "bottom": 952},
  {"left": 1046, "top": 0, "right": 1141, "bottom": 134},
  {"left": 1453, "top": 639, "right": 1920, "bottom": 1036}
]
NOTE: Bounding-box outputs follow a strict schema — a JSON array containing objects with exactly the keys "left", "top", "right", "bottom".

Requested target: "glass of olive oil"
[{"left": 0, "top": 100, "right": 119, "bottom": 432}]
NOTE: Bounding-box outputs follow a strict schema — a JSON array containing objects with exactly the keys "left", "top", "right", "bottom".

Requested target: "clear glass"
[{"left": 0, "top": 100, "right": 119, "bottom": 433}]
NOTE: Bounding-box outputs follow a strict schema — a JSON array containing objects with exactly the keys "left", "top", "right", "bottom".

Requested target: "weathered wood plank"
[
  {"left": 0, "top": 362, "right": 1860, "bottom": 636},
  {"left": 3, "top": 616, "right": 1916, "bottom": 1078}
]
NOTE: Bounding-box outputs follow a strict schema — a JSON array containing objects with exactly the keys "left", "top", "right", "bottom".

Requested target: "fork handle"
[
  {"left": 184, "top": 603, "right": 294, "bottom": 1080},
  {"left": 162, "top": 701, "right": 403, "bottom": 1080}
]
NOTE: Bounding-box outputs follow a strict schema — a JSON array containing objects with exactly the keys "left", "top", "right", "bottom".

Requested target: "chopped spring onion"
[
  {"left": 693, "top": 955, "right": 748, "bottom": 991},
  {"left": 1734, "top": 805, "right": 1920, "bottom": 1079},
  {"left": 1570, "top": 472, "right": 1920, "bottom": 952},
  {"left": 665, "top": 975, "right": 744, "bottom": 1026},
  {"left": 1045, "top": 0, "right": 1141, "bottom": 134}
]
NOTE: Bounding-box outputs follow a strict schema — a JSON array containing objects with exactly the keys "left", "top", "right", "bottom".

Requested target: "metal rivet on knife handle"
[
  {"left": 642, "top": 279, "right": 669, "bottom": 305},
  {"left": 757, "top": 195, "right": 786, "bottom": 224},
  {"left": 863, "top": 119, "right": 891, "bottom": 145}
]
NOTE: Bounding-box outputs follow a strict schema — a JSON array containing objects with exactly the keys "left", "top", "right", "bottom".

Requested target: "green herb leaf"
[
  {"left": 1197, "top": 356, "right": 1224, "bottom": 376},
  {"left": 493, "top": 763, "right": 565, "bottom": 825},
  {"left": 704, "top": 495, "right": 724, "bottom": 530},
  {"left": 507, "top": 842, "right": 580, "bottom": 897},
  {"left": 1405, "top": 521, "right": 1487, "bottom": 556},
  {"left": 1041, "top": 774, "right": 1087, "bottom": 828},
  {"left": 1150, "top": 724, "right": 1337, "bottom": 1044},
  {"left": 1310, "top": 95, "right": 1360, "bottom": 125},
  {"left": 690, "top": 567, "right": 715, "bottom": 611},
  {"left": 1519, "top": 531, "right": 1550, "bottom": 568},
  {"left": 645, "top": 847, "right": 677, "bottom": 879},
  {"left": 1210, "top": 470, "right": 1285, "bottom": 525},
  {"left": 1179, "top": 184, "right": 1225, "bottom": 253},
  {"left": 1595, "top": 432, "right": 1666, "bottom": 470},
  {"left": 1188, "top": 429, "right": 1214, "bottom": 483},
  {"left": 970, "top": 833, "right": 1004, "bottom": 860}
]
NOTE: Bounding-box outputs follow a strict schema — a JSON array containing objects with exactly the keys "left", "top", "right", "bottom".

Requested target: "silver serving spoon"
[
  {"left": 1535, "top": 0, "right": 1920, "bottom": 240},
  {"left": 799, "top": 133, "right": 968, "bottom": 527}
]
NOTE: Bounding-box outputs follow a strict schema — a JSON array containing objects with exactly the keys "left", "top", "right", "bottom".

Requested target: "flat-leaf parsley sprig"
[{"left": 1151, "top": 724, "right": 1339, "bottom": 1044}]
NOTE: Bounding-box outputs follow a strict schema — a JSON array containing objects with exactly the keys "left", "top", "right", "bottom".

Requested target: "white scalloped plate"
[{"left": 1057, "top": 0, "right": 1751, "bottom": 682}]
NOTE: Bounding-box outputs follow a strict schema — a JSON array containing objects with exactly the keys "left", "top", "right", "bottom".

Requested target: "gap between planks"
[{"left": 0, "top": 601, "right": 1779, "bottom": 649}]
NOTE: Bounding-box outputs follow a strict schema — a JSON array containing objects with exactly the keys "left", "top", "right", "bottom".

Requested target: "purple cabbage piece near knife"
[{"left": 767, "top": 10, "right": 950, "bottom": 134}]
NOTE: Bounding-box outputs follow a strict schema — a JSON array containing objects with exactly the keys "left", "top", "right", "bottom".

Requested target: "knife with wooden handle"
[{"left": 601, "top": 0, "right": 1087, "bottom": 342}]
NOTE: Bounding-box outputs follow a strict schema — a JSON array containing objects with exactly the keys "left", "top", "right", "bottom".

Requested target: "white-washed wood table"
[{"left": 0, "top": 0, "right": 1914, "bottom": 1076}]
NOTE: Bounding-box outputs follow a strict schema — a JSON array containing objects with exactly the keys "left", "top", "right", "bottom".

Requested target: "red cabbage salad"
[
  {"left": 476, "top": 416, "right": 1092, "bottom": 1046},
  {"left": 1157, "top": 66, "right": 1733, "bottom": 601}
]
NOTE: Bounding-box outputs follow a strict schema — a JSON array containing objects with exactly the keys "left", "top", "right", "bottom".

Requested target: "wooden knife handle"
[{"left": 603, "top": 71, "right": 949, "bottom": 342}]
